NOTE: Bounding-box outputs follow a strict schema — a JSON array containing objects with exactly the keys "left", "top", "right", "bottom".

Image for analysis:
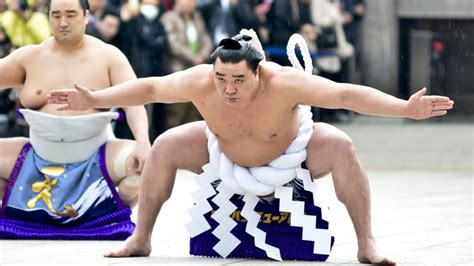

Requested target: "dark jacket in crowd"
[
  {"left": 117, "top": 5, "right": 169, "bottom": 77},
  {"left": 198, "top": 0, "right": 257, "bottom": 45}
]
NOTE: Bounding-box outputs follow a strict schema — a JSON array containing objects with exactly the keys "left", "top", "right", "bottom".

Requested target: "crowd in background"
[{"left": 0, "top": 0, "right": 364, "bottom": 142}]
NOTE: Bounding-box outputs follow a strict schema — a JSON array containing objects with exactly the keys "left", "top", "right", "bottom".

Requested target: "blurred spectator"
[
  {"left": 114, "top": 0, "right": 169, "bottom": 141},
  {"left": 267, "top": 0, "right": 305, "bottom": 48},
  {"left": 0, "top": 2, "right": 4, "bottom": 56},
  {"left": 248, "top": 0, "right": 271, "bottom": 47},
  {"left": 87, "top": 6, "right": 121, "bottom": 43},
  {"left": 88, "top": 0, "right": 106, "bottom": 17},
  {"left": 341, "top": 0, "right": 364, "bottom": 48},
  {"left": 0, "top": 0, "right": 13, "bottom": 136},
  {"left": 31, "top": 0, "right": 48, "bottom": 14},
  {"left": 0, "top": 25, "right": 13, "bottom": 58},
  {"left": 127, "top": 0, "right": 169, "bottom": 78},
  {"left": 160, "top": 0, "right": 212, "bottom": 130},
  {"left": 0, "top": 25, "right": 13, "bottom": 136},
  {"left": 0, "top": 0, "right": 8, "bottom": 13},
  {"left": 161, "top": 0, "right": 212, "bottom": 72},
  {"left": 86, "top": 0, "right": 106, "bottom": 35},
  {"left": 310, "top": 0, "right": 354, "bottom": 122},
  {"left": 162, "top": 0, "right": 173, "bottom": 10},
  {"left": 198, "top": 0, "right": 257, "bottom": 47},
  {"left": 300, "top": 22, "right": 317, "bottom": 54},
  {"left": 266, "top": 0, "right": 310, "bottom": 65},
  {"left": 0, "top": 13, "right": 19, "bottom": 137},
  {"left": 108, "top": 0, "right": 124, "bottom": 8},
  {"left": 118, "top": 0, "right": 141, "bottom": 22},
  {"left": 112, "top": 0, "right": 139, "bottom": 56},
  {"left": 341, "top": 0, "right": 364, "bottom": 83},
  {"left": 0, "top": 0, "right": 51, "bottom": 47}
]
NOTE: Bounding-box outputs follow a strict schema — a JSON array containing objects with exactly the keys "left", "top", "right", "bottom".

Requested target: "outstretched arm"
[
  {"left": 289, "top": 69, "right": 454, "bottom": 120},
  {"left": 333, "top": 83, "right": 453, "bottom": 120},
  {"left": 394, "top": 87, "right": 452, "bottom": 119},
  {"left": 46, "top": 66, "right": 203, "bottom": 111},
  {"left": 47, "top": 78, "right": 158, "bottom": 111}
]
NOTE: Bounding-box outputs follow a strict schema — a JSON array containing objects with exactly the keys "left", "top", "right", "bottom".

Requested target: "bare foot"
[
  {"left": 357, "top": 238, "right": 396, "bottom": 265},
  {"left": 104, "top": 235, "right": 151, "bottom": 257}
]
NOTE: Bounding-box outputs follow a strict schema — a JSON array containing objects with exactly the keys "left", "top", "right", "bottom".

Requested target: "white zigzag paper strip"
[
  {"left": 242, "top": 193, "right": 282, "bottom": 261},
  {"left": 186, "top": 164, "right": 218, "bottom": 237},
  {"left": 274, "top": 177, "right": 332, "bottom": 255},
  {"left": 211, "top": 184, "right": 240, "bottom": 258},
  {"left": 296, "top": 168, "right": 330, "bottom": 223},
  {"left": 295, "top": 168, "right": 332, "bottom": 254}
]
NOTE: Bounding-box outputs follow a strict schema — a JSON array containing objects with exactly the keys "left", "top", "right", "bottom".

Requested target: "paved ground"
[{"left": 0, "top": 116, "right": 472, "bottom": 265}]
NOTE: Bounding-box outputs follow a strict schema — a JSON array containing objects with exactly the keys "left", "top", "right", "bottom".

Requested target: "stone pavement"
[{"left": 0, "top": 117, "right": 472, "bottom": 265}]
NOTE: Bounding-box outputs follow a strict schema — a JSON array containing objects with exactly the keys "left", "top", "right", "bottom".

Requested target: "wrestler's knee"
[
  {"left": 151, "top": 122, "right": 208, "bottom": 172},
  {"left": 332, "top": 131, "right": 356, "bottom": 156},
  {"left": 307, "top": 123, "right": 357, "bottom": 174},
  {"left": 111, "top": 142, "right": 141, "bottom": 207},
  {"left": 150, "top": 129, "right": 182, "bottom": 162},
  {"left": 0, "top": 137, "right": 29, "bottom": 179},
  {"left": 118, "top": 177, "right": 139, "bottom": 207},
  {"left": 112, "top": 142, "right": 136, "bottom": 177},
  {"left": 314, "top": 123, "right": 355, "bottom": 154}
]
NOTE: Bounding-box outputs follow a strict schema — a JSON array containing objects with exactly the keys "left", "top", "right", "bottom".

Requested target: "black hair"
[
  {"left": 210, "top": 34, "right": 264, "bottom": 74},
  {"left": 46, "top": 0, "right": 90, "bottom": 15},
  {"left": 99, "top": 6, "right": 120, "bottom": 21}
]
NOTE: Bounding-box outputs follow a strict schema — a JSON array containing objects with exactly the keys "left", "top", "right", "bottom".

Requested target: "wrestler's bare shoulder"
[
  {"left": 83, "top": 35, "right": 126, "bottom": 56},
  {"left": 35, "top": 36, "right": 119, "bottom": 58},
  {"left": 259, "top": 62, "right": 304, "bottom": 94},
  {"left": 260, "top": 61, "right": 302, "bottom": 81},
  {"left": 4, "top": 41, "right": 45, "bottom": 65},
  {"left": 184, "top": 64, "right": 213, "bottom": 79},
  {"left": 176, "top": 64, "right": 214, "bottom": 95}
]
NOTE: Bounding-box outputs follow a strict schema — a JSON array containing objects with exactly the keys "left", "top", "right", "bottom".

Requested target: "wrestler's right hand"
[{"left": 47, "top": 84, "right": 95, "bottom": 111}]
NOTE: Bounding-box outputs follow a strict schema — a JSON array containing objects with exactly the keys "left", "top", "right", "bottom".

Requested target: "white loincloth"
[{"left": 19, "top": 109, "right": 118, "bottom": 163}]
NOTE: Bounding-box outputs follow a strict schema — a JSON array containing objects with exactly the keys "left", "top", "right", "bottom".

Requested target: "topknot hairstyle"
[{"left": 210, "top": 34, "right": 264, "bottom": 74}]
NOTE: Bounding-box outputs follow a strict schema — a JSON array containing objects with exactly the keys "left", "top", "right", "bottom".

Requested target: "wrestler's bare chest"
[
  {"left": 204, "top": 104, "right": 294, "bottom": 139},
  {"left": 197, "top": 95, "right": 300, "bottom": 167},
  {"left": 19, "top": 52, "right": 110, "bottom": 114}
]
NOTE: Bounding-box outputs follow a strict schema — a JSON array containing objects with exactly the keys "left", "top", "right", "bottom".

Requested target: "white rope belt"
[
  {"left": 186, "top": 32, "right": 332, "bottom": 261},
  {"left": 206, "top": 107, "right": 313, "bottom": 196}
]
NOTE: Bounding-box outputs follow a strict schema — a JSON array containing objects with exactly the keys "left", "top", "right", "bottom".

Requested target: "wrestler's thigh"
[
  {"left": 0, "top": 137, "right": 29, "bottom": 181},
  {"left": 305, "top": 122, "right": 354, "bottom": 178},
  {"left": 152, "top": 121, "right": 209, "bottom": 173},
  {"left": 105, "top": 138, "right": 135, "bottom": 184}
]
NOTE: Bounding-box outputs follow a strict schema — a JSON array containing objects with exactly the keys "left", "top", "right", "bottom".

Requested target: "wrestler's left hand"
[
  {"left": 47, "top": 84, "right": 95, "bottom": 111},
  {"left": 406, "top": 87, "right": 454, "bottom": 120},
  {"left": 127, "top": 141, "right": 151, "bottom": 175}
]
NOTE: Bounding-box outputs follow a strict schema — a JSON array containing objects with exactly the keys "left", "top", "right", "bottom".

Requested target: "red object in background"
[
  {"left": 432, "top": 41, "right": 444, "bottom": 53},
  {"left": 163, "top": 0, "right": 174, "bottom": 10}
]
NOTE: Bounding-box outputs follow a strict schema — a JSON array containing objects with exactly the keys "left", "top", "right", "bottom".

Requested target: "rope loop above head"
[{"left": 286, "top": 34, "right": 313, "bottom": 75}]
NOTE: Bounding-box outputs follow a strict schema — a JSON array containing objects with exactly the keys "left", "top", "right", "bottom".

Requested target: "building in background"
[{"left": 361, "top": 0, "right": 473, "bottom": 116}]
